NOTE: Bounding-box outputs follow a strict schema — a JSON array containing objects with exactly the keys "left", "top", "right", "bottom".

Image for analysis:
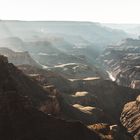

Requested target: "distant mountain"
[
  {"left": 0, "top": 20, "right": 128, "bottom": 46},
  {"left": 103, "top": 23, "right": 140, "bottom": 37},
  {"left": 0, "top": 47, "right": 41, "bottom": 67},
  {"left": 0, "top": 37, "right": 25, "bottom": 51},
  {"left": 0, "top": 20, "right": 129, "bottom": 71},
  {"left": 0, "top": 37, "right": 103, "bottom": 78}
]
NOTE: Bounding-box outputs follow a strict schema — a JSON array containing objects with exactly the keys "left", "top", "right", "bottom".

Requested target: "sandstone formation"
[{"left": 121, "top": 95, "right": 140, "bottom": 140}]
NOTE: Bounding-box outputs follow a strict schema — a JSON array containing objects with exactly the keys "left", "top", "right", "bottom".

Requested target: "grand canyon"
[{"left": 0, "top": 20, "right": 140, "bottom": 140}]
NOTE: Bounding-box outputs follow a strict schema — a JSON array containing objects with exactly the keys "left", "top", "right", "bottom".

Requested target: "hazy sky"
[{"left": 0, "top": 0, "right": 140, "bottom": 23}]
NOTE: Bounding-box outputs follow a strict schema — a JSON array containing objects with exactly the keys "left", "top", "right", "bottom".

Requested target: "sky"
[{"left": 0, "top": 0, "right": 140, "bottom": 23}]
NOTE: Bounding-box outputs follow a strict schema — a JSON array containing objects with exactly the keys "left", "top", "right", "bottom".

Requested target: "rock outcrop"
[{"left": 121, "top": 95, "right": 140, "bottom": 140}]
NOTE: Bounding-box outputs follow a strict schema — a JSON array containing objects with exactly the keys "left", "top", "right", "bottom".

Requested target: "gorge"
[{"left": 0, "top": 20, "right": 139, "bottom": 140}]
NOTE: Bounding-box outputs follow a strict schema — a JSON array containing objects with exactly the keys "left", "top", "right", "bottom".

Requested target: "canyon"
[{"left": 0, "top": 20, "right": 139, "bottom": 139}]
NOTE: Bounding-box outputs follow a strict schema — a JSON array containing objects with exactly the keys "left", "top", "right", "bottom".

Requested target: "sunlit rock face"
[
  {"left": 49, "top": 63, "right": 101, "bottom": 79},
  {"left": 88, "top": 123, "right": 132, "bottom": 140},
  {"left": 131, "top": 80, "right": 140, "bottom": 89},
  {"left": 100, "top": 38, "right": 140, "bottom": 89},
  {"left": 121, "top": 95, "right": 140, "bottom": 140}
]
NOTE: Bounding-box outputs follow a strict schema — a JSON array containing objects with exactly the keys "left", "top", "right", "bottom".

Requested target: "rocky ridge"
[
  {"left": 0, "top": 55, "right": 101, "bottom": 140},
  {"left": 0, "top": 47, "right": 41, "bottom": 67}
]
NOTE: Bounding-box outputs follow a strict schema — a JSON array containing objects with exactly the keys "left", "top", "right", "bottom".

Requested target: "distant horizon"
[
  {"left": 0, "top": 0, "right": 140, "bottom": 24},
  {"left": 0, "top": 19, "right": 140, "bottom": 25}
]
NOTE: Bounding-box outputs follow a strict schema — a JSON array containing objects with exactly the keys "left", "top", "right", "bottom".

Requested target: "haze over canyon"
[{"left": 0, "top": 20, "right": 140, "bottom": 140}]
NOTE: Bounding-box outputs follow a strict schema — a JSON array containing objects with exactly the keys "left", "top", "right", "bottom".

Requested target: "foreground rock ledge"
[{"left": 121, "top": 95, "right": 140, "bottom": 140}]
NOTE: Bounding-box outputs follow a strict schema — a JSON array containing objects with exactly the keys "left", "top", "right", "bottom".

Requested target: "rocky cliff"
[
  {"left": 0, "top": 55, "right": 101, "bottom": 140},
  {"left": 121, "top": 95, "right": 140, "bottom": 140},
  {"left": 100, "top": 38, "right": 140, "bottom": 89}
]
